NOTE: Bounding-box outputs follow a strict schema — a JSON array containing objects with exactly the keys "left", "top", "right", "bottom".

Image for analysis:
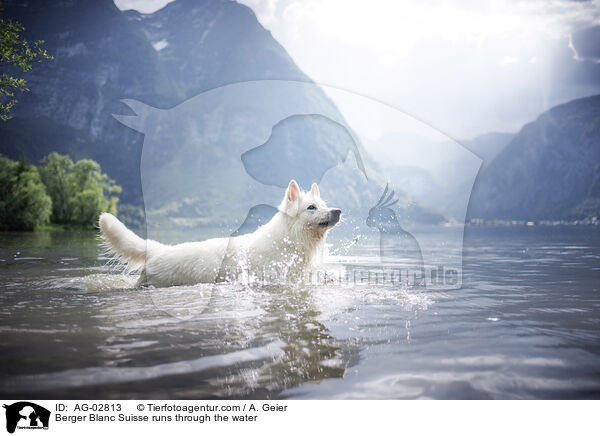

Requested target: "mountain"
[
  {"left": 0, "top": 0, "right": 354, "bottom": 204},
  {"left": 469, "top": 95, "right": 600, "bottom": 220},
  {"left": 0, "top": 0, "right": 175, "bottom": 204},
  {"left": 461, "top": 132, "right": 514, "bottom": 168},
  {"left": 0, "top": 0, "right": 443, "bottom": 229},
  {"left": 0, "top": 0, "right": 315, "bottom": 205},
  {"left": 366, "top": 131, "right": 514, "bottom": 220},
  {"left": 124, "top": 0, "right": 309, "bottom": 96}
]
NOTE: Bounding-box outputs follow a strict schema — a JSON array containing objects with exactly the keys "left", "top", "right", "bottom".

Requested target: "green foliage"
[
  {"left": 0, "top": 152, "right": 121, "bottom": 231},
  {"left": 0, "top": 155, "right": 52, "bottom": 231},
  {"left": 38, "top": 152, "right": 73, "bottom": 223},
  {"left": 0, "top": 8, "right": 52, "bottom": 121},
  {"left": 38, "top": 152, "right": 122, "bottom": 228}
]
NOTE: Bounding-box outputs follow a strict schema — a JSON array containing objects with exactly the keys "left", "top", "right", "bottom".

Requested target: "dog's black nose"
[{"left": 332, "top": 209, "right": 341, "bottom": 218}]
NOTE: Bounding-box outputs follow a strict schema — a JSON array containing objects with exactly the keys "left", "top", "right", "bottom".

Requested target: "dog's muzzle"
[{"left": 319, "top": 209, "right": 341, "bottom": 228}]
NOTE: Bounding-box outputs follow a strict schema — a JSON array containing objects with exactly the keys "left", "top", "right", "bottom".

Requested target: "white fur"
[{"left": 99, "top": 180, "right": 340, "bottom": 287}]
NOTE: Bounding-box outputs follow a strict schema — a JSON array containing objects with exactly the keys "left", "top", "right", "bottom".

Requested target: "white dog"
[{"left": 99, "top": 180, "right": 341, "bottom": 287}]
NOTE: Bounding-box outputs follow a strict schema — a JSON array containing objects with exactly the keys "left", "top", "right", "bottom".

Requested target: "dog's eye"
[{"left": 307, "top": 205, "right": 317, "bottom": 210}]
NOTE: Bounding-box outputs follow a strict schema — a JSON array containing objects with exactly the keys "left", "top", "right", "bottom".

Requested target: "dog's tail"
[{"left": 99, "top": 213, "right": 156, "bottom": 268}]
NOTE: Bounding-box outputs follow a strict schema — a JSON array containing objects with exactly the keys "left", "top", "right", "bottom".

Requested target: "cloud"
[
  {"left": 500, "top": 56, "right": 518, "bottom": 66},
  {"left": 113, "top": 0, "right": 174, "bottom": 14},
  {"left": 570, "top": 25, "right": 600, "bottom": 62},
  {"left": 234, "top": 0, "right": 600, "bottom": 137}
]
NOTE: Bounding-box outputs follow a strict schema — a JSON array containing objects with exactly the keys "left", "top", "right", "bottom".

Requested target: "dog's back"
[
  {"left": 98, "top": 180, "right": 339, "bottom": 287},
  {"left": 100, "top": 213, "right": 229, "bottom": 286}
]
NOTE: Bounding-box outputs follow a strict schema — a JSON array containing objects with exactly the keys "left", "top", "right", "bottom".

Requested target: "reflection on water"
[{"left": 0, "top": 226, "right": 599, "bottom": 399}]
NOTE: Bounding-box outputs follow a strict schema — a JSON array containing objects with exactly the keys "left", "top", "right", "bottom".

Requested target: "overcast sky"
[{"left": 115, "top": 0, "right": 600, "bottom": 140}]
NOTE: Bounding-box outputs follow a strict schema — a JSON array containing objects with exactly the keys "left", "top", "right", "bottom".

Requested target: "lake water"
[{"left": 1, "top": 226, "right": 599, "bottom": 399}]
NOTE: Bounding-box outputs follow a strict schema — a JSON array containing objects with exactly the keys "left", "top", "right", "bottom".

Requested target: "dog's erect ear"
[
  {"left": 281, "top": 180, "right": 300, "bottom": 215},
  {"left": 287, "top": 180, "right": 300, "bottom": 203},
  {"left": 310, "top": 182, "right": 320, "bottom": 198}
]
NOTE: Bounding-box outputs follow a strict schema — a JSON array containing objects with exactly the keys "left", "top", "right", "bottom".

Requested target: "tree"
[
  {"left": 38, "top": 153, "right": 122, "bottom": 228},
  {"left": 0, "top": 152, "right": 121, "bottom": 230},
  {"left": 0, "top": 8, "right": 52, "bottom": 121},
  {"left": 68, "top": 159, "right": 121, "bottom": 226},
  {"left": 38, "top": 152, "right": 74, "bottom": 223},
  {"left": 0, "top": 156, "right": 52, "bottom": 231}
]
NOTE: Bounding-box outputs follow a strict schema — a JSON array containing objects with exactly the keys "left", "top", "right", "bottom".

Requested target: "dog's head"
[{"left": 279, "top": 180, "right": 341, "bottom": 237}]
